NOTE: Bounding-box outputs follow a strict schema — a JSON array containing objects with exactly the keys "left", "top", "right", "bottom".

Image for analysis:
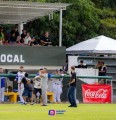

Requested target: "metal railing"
[
  {"left": 0, "top": 73, "right": 113, "bottom": 103},
  {"left": 0, "top": 73, "right": 113, "bottom": 80}
]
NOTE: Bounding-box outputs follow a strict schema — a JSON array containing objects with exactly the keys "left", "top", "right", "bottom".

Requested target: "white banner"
[{"left": 76, "top": 68, "right": 98, "bottom": 84}]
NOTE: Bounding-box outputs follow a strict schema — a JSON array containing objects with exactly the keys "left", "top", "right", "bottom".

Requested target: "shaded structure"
[{"left": 0, "top": 0, "right": 70, "bottom": 46}]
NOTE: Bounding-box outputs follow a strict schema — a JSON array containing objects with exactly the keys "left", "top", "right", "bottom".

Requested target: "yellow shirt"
[{"left": 0, "top": 32, "right": 4, "bottom": 41}]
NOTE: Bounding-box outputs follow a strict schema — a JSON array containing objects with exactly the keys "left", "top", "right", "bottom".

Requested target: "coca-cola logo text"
[{"left": 84, "top": 89, "right": 108, "bottom": 99}]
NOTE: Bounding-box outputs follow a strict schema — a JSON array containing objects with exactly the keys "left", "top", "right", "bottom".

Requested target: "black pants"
[
  {"left": 33, "top": 88, "right": 42, "bottom": 97},
  {"left": 67, "top": 86, "right": 77, "bottom": 106}
]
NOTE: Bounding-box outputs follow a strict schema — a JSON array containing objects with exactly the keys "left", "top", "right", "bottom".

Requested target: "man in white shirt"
[
  {"left": 24, "top": 32, "right": 31, "bottom": 45},
  {"left": 41, "top": 68, "right": 48, "bottom": 106},
  {"left": 33, "top": 70, "right": 42, "bottom": 103},
  {"left": 34, "top": 68, "right": 48, "bottom": 106},
  {"left": 15, "top": 66, "right": 25, "bottom": 103}
]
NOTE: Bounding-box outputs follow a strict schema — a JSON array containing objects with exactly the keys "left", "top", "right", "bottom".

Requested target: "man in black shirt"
[
  {"left": 10, "top": 27, "right": 19, "bottom": 42},
  {"left": 98, "top": 61, "right": 107, "bottom": 84},
  {"left": 22, "top": 73, "right": 34, "bottom": 105},
  {"left": 20, "top": 30, "right": 27, "bottom": 43},
  {"left": 76, "top": 60, "right": 87, "bottom": 68},
  {"left": 67, "top": 66, "right": 77, "bottom": 107},
  {"left": 29, "top": 37, "right": 39, "bottom": 46},
  {"left": 40, "top": 32, "right": 51, "bottom": 46}
]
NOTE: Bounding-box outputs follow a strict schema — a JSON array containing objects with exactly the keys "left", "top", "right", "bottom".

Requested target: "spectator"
[
  {"left": 98, "top": 61, "right": 107, "bottom": 84},
  {"left": 29, "top": 37, "right": 39, "bottom": 46},
  {"left": 33, "top": 69, "right": 42, "bottom": 103},
  {"left": 63, "top": 60, "right": 68, "bottom": 73},
  {"left": 10, "top": 27, "right": 19, "bottom": 42},
  {"left": 40, "top": 31, "right": 51, "bottom": 46},
  {"left": 76, "top": 60, "right": 87, "bottom": 68},
  {"left": 0, "top": 27, "right": 4, "bottom": 45},
  {"left": 9, "top": 33, "right": 16, "bottom": 43},
  {"left": 16, "top": 35, "right": 21, "bottom": 43},
  {"left": 6, "top": 30, "right": 11, "bottom": 43},
  {"left": 21, "top": 30, "right": 27, "bottom": 43},
  {"left": 99, "top": 62, "right": 107, "bottom": 76},
  {"left": 22, "top": 73, "right": 34, "bottom": 105},
  {"left": 24, "top": 32, "right": 31, "bottom": 45},
  {"left": 95, "top": 61, "right": 101, "bottom": 69},
  {"left": 14, "top": 27, "right": 19, "bottom": 40}
]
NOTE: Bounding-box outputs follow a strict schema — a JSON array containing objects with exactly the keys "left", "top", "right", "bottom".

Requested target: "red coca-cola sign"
[{"left": 82, "top": 84, "right": 111, "bottom": 103}]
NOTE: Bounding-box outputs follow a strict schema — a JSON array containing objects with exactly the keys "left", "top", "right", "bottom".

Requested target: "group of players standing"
[
  {"left": 15, "top": 66, "right": 63, "bottom": 106},
  {"left": 0, "top": 66, "right": 77, "bottom": 108}
]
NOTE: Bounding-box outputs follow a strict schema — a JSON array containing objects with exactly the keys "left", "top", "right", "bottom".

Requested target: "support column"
[
  {"left": 18, "top": 23, "right": 23, "bottom": 35},
  {"left": 59, "top": 9, "right": 63, "bottom": 47}
]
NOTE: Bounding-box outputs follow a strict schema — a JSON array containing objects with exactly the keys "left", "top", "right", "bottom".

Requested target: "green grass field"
[{"left": 0, "top": 103, "right": 116, "bottom": 120}]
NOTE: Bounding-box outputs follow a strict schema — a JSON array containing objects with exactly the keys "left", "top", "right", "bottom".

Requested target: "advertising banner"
[
  {"left": 82, "top": 84, "right": 111, "bottom": 103},
  {"left": 0, "top": 46, "right": 65, "bottom": 66}
]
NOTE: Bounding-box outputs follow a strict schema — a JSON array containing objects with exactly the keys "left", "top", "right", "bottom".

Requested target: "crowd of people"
[
  {"left": 0, "top": 66, "right": 65, "bottom": 105},
  {"left": 15, "top": 66, "right": 65, "bottom": 106},
  {"left": 0, "top": 60, "right": 108, "bottom": 106},
  {"left": 0, "top": 27, "right": 52, "bottom": 46},
  {"left": 0, "top": 66, "right": 77, "bottom": 107},
  {"left": 75, "top": 60, "right": 107, "bottom": 84}
]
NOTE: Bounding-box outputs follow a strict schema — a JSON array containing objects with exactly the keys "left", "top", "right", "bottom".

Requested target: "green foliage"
[
  {"left": 14, "top": 0, "right": 46, "bottom": 2},
  {"left": 101, "top": 18, "right": 116, "bottom": 28},
  {"left": 92, "top": 0, "right": 116, "bottom": 9},
  {"left": 62, "top": 0, "right": 100, "bottom": 46},
  {"left": 95, "top": 7, "right": 116, "bottom": 39},
  {"left": 32, "top": 0, "right": 100, "bottom": 47}
]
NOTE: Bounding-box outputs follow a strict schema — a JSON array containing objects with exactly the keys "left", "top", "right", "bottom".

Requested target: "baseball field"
[{"left": 0, "top": 103, "right": 116, "bottom": 120}]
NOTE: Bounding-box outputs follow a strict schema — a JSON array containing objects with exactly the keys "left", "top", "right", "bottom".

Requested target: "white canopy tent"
[
  {"left": 66, "top": 35, "right": 116, "bottom": 54},
  {"left": 0, "top": 0, "right": 70, "bottom": 46}
]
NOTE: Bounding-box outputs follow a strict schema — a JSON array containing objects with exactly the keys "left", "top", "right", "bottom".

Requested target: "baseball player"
[
  {"left": 0, "top": 68, "right": 6, "bottom": 103},
  {"left": 52, "top": 69, "right": 63, "bottom": 103},
  {"left": 15, "top": 66, "right": 25, "bottom": 103}
]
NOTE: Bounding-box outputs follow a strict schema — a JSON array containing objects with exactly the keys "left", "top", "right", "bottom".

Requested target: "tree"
[
  {"left": 91, "top": 0, "right": 116, "bottom": 9},
  {"left": 44, "top": 0, "right": 100, "bottom": 47}
]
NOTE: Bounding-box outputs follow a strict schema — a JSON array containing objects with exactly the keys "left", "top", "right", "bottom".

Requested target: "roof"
[
  {"left": 0, "top": 0, "right": 70, "bottom": 24},
  {"left": 66, "top": 35, "right": 116, "bottom": 54}
]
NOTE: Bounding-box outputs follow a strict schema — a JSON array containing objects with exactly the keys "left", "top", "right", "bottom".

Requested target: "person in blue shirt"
[{"left": 0, "top": 68, "right": 6, "bottom": 103}]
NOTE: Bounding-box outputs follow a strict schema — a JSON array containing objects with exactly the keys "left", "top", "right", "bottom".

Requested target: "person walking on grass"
[
  {"left": 34, "top": 68, "right": 48, "bottom": 106},
  {"left": 22, "top": 73, "right": 34, "bottom": 105},
  {"left": 67, "top": 66, "right": 77, "bottom": 107}
]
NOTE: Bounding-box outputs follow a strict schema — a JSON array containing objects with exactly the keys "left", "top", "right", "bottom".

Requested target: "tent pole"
[{"left": 59, "top": 9, "right": 62, "bottom": 47}]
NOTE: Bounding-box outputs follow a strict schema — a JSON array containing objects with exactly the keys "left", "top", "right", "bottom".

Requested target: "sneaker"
[
  {"left": 68, "top": 105, "right": 77, "bottom": 107},
  {"left": 41, "top": 104, "right": 47, "bottom": 106},
  {"left": 68, "top": 105, "right": 73, "bottom": 107},
  {"left": 72, "top": 105, "right": 77, "bottom": 107},
  {"left": 30, "top": 103, "right": 34, "bottom": 105},
  {"left": 22, "top": 102, "right": 27, "bottom": 105}
]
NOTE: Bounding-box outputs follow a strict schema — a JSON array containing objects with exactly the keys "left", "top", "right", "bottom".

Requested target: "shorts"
[
  {"left": 33, "top": 88, "right": 42, "bottom": 97},
  {"left": 22, "top": 89, "right": 32, "bottom": 98}
]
